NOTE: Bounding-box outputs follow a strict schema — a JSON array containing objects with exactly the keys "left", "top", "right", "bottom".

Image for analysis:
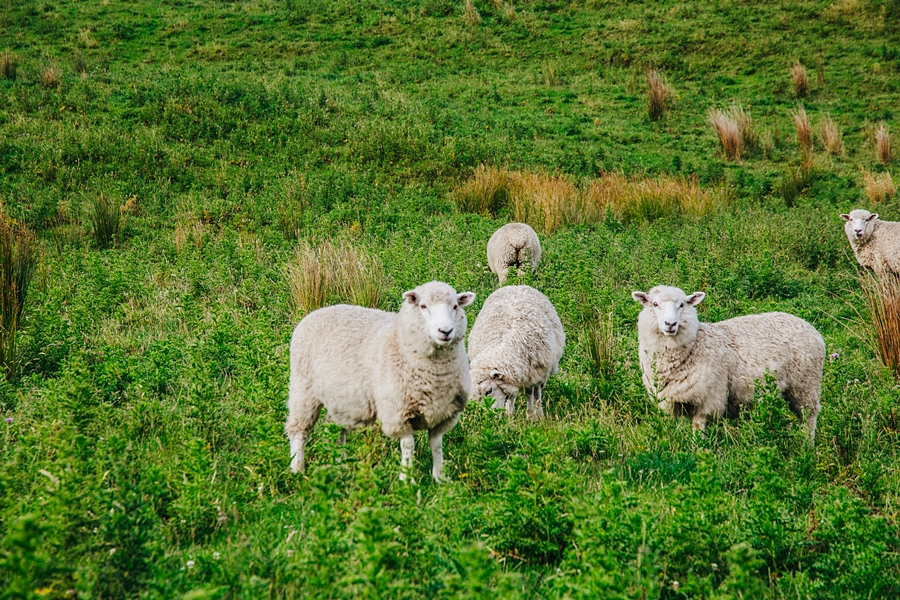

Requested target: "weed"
[
  {"left": 581, "top": 172, "right": 725, "bottom": 223},
  {"left": 287, "top": 241, "right": 383, "bottom": 317},
  {"left": 78, "top": 28, "right": 99, "bottom": 48},
  {"left": 39, "top": 65, "right": 60, "bottom": 88},
  {"left": 0, "top": 49, "right": 17, "bottom": 80},
  {"left": 0, "top": 207, "right": 36, "bottom": 381},
  {"left": 585, "top": 308, "right": 615, "bottom": 382},
  {"left": 709, "top": 107, "right": 743, "bottom": 160},
  {"left": 463, "top": 0, "right": 481, "bottom": 26},
  {"left": 875, "top": 122, "right": 892, "bottom": 164},
  {"left": 861, "top": 169, "right": 895, "bottom": 203},
  {"left": 275, "top": 172, "right": 310, "bottom": 239},
  {"left": 544, "top": 62, "right": 558, "bottom": 87},
  {"left": 73, "top": 53, "right": 88, "bottom": 76},
  {"left": 862, "top": 271, "right": 900, "bottom": 376},
  {"left": 820, "top": 114, "right": 844, "bottom": 156},
  {"left": 451, "top": 164, "right": 510, "bottom": 216},
  {"left": 791, "top": 62, "right": 809, "bottom": 98},
  {"left": 90, "top": 194, "right": 122, "bottom": 249},
  {"left": 792, "top": 104, "right": 812, "bottom": 153},
  {"left": 646, "top": 68, "right": 668, "bottom": 121}
]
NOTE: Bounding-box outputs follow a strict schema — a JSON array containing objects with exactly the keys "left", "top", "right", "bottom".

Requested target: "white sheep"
[
  {"left": 840, "top": 209, "right": 900, "bottom": 275},
  {"left": 487, "top": 223, "right": 542, "bottom": 285},
  {"left": 285, "top": 281, "right": 476, "bottom": 481},
  {"left": 468, "top": 285, "right": 565, "bottom": 419},
  {"left": 631, "top": 285, "right": 824, "bottom": 442}
]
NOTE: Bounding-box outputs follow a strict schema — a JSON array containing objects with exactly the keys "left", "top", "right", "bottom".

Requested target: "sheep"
[
  {"left": 487, "top": 223, "right": 542, "bottom": 285},
  {"left": 631, "top": 285, "right": 824, "bottom": 442},
  {"left": 468, "top": 285, "right": 565, "bottom": 419},
  {"left": 285, "top": 281, "right": 476, "bottom": 482},
  {"left": 840, "top": 209, "right": 900, "bottom": 275}
]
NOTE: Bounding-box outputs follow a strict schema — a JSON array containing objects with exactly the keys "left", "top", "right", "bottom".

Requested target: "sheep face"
[
  {"left": 632, "top": 286, "right": 705, "bottom": 337},
  {"left": 402, "top": 282, "right": 475, "bottom": 348},
  {"left": 841, "top": 210, "right": 878, "bottom": 244},
  {"left": 473, "top": 370, "right": 518, "bottom": 407}
]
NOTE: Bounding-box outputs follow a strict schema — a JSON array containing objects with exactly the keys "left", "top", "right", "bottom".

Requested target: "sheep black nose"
[
  {"left": 664, "top": 321, "right": 676, "bottom": 327},
  {"left": 439, "top": 327, "right": 453, "bottom": 336}
]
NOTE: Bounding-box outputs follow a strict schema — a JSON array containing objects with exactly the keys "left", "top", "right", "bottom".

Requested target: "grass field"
[{"left": 1, "top": 0, "right": 899, "bottom": 597}]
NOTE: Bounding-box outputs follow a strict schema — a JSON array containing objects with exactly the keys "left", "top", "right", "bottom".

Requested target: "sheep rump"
[
  {"left": 633, "top": 286, "right": 824, "bottom": 442},
  {"left": 468, "top": 285, "right": 565, "bottom": 419},
  {"left": 487, "top": 223, "right": 542, "bottom": 285},
  {"left": 286, "top": 281, "right": 475, "bottom": 481}
]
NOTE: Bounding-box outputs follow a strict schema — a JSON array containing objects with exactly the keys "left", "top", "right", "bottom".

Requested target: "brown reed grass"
[
  {"left": 709, "top": 108, "right": 743, "bottom": 160},
  {"left": 792, "top": 105, "right": 813, "bottom": 153},
  {"left": 287, "top": 241, "right": 383, "bottom": 317},
  {"left": 646, "top": 68, "right": 668, "bottom": 121},
  {"left": 464, "top": 0, "right": 482, "bottom": 26},
  {"left": 862, "top": 169, "right": 895, "bottom": 204},
  {"left": 862, "top": 271, "right": 900, "bottom": 377},
  {"left": 451, "top": 164, "right": 511, "bottom": 216},
  {"left": 40, "top": 65, "right": 60, "bottom": 88},
  {"left": 0, "top": 49, "right": 17, "bottom": 81},
  {"left": 875, "top": 122, "right": 892, "bottom": 165},
  {"left": 508, "top": 171, "right": 577, "bottom": 234},
  {"left": 820, "top": 114, "right": 844, "bottom": 156},
  {"left": 791, "top": 62, "right": 809, "bottom": 98},
  {"left": 0, "top": 206, "right": 36, "bottom": 381}
]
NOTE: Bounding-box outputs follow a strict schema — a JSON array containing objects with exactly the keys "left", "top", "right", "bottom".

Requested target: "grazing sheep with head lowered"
[
  {"left": 468, "top": 285, "right": 565, "bottom": 419},
  {"left": 631, "top": 285, "right": 824, "bottom": 442},
  {"left": 840, "top": 209, "right": 900, "bottom": 276},
  {"left": 286, "top": 281, "right": 476, "bottom": 481},
  {"left": 487, "top": 223, "right": 542, "bottom": 285}
]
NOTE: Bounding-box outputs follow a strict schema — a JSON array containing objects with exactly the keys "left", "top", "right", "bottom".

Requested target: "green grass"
[{"left": 1, "top": 0, "right": 899, "bottom": 597}]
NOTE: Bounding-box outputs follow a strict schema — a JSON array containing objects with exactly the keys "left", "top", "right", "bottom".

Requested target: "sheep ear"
[
  {"left": 490, "top": 370, "right": 502, "bottom": 380},
  {"left": 631, "top": 291, "right": 650, "bottom": 306},
  {"left": 457, "top": 292, "right": 475, "bottom": 307},
  {"left": 869, "top": 213, "right": 879, "bottom": 222},
  {"left": 686, "top": 292, "right": 705, "bottom": 306},
  {"left": 403, "top": 291, "right": 418, "bottom": 305},
  {"left": 840, "top": 213, "right": 851, "bottom": 221}
]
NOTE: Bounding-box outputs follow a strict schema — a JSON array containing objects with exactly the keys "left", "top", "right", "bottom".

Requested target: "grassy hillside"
[{"left": 1, "top": 0, "right": 899, "bottom": 597}]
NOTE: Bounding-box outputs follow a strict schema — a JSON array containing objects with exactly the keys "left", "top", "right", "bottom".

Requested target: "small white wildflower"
[
  {"left": 854, "top": 378, "right": 860, "bottom": 383},
  {"left": 186, "top": 560, "right": 195, "bottom": 570},
  {"left": 212, "top": 552, "right": 220, "bottom": 560},
  {"left": 109, "top": 548, "right": 116, "bottom": 556},
  {"left": 671, "top": 580, "right": 680, "bottom": 590},
  {"left": 286, "top": 549, "right": 294, "bottom": 557},
  {"left": 711, "top": 562, "right": 718, "bottom": 570}
]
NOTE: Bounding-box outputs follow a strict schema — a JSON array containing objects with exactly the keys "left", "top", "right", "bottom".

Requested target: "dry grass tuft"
[
  {"left": 0, "top": 206, "right": 36, "bottom": 381},
  {"left": 287, "top": 241, "right": 384, "bottom": 317},
  {"left": 174, "top": 218, "right": 208, "bottom": 253},
  {"left": 862, "top": 271, "right": 900, "bottom": 377},
  {"left": 819, "top": 114, "right": 844, "bottom": 156},
  {"left": 0, "top": 49, "right": 17, "bottom": 81},
  {"left": 646, "top": 68, "right": 669, "bottom": 121},
  {"left": 509, "top": 171, "right": 577, "bottom": 234},
  {"left": 40, "top": 65, "right": 61, "bottom": 88},
  {"left": 875, "top": 122, "right": 892, "bottom": 165},
  {"left": 708, "top": 107, "right": 743, "bottom": 160},
  {"left": 464, "top": 0, "right": 482, "bottom": 26},
  {"left": 791, "top": 62, "right": 809, "bottom": 98},
  {"left": 862, "top": 169, "right": 895, "bottom": 203},
  {"left": 451, "top": 164, "right": 511, "bottom": 216},
  {"left": 581, "top": 173, "right": 725, "bottom": 223},
  {"left": 78, "top": 28, "right": 99, "bottom": 48},
  {"left": 792, "top": 105, "right": 813, "bottom": 153}
]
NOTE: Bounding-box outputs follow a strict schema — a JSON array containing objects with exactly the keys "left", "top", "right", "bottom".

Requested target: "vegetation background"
[{"left": 1, "top": 0, "right": 899, "bottom": 597}]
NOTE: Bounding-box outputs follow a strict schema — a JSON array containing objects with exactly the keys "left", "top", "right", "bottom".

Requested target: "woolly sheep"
[
  {"left": 840, "top": 209, "right": 900, "bottom": 275},
  {"left": 631, "top": 285, "right": 824, "bottom": 442},
  {"left": 285, "top": 281, "right": 476, "bottom": 481},
  {"left": 468, "top": 285, "right": 565, "bottom": 419},
  {"left": 487, "top": 223, "right": 542, "bottom": 285}
]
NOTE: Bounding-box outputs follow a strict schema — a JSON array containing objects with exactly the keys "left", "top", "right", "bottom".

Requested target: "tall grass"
[
  {"left": 464, "top": 0, "right": 481, "bottom": 26},
  {"left": 509, "top": 171, "right": 576, "bottom": 234},
  {"left": 861, "top": 169, "right": 895, "bottom": 203},
  {"left": 862, "top": 272, "right": 900, "bottom": 376},
  {"left": 820, "top": 114, "right": 844, "bottom": 156},
  {"left": 791, "top": 62, "right": 809, "bottom": 97},
  {"left": 585, "top": 308, "right": 615, "bottom": 381},
  {"left": 90, "top": 194, "right": 122, "bottom": 249},
  {"left": 0, "top": 49, "right": 17, "bottom": 81},
  {"left": 792, "top": 105, "right": 812, "bottom": 153},
  {"left": 451, "top": 164, "right": 510, "bottom": 216},
  {"left": 40, "top": 65, "right": 60, "bottom": 88},
  {"left": 0, "top": 208, "right": 36, "bottom": 381},
  {"left": 875, "top": 122, "right": 892, "bottom": 165},
  {"left": 287, "top": 241, "right": 384, "bottom": 317},
  {"left": 646, "top": 68, "right": 668, "bottom": 121},
  {"left": 709, "top": 106, "right": 756, "bottom": 160}
]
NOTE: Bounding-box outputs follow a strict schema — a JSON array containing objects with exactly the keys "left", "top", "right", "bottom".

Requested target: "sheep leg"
[
  {"left": 399, "top": 434, "right": 415, "bottom": 482},
  {"left": 505, "top": 393, "right": 516, "bottom": 416},
  {"left": 285, "top": 398, "right": 322, "bottom": 474},
  {"left": 525, "top": 384, "right": 544, "bottom": 419},
  {"left": 533, "top": 384, "right": 545, "bottom": 419},
  {"left": 429, "top": 431, "right": 445, "bottom": 482},
  {"left": 690, "top": 414, "right": 708, "bottom": 433},
  {"left": 339, "top": 428, "right": 347, "bottom": 445}
]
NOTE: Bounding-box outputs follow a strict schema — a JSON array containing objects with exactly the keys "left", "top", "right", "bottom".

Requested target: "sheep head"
[
  {"left": 632, "top": 286, "right": 704, "bottom": 337},
  {"left": 402, "top": 281, "right": 475, "bottom": 350},
  {"left": 840, "top": 209, "right": 878, "bottom": 245}
]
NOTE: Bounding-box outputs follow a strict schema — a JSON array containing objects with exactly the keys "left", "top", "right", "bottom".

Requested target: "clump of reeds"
[
  {"left": 791, "top": 62, "right": 809, "bottom": 98},
  {"left": 646, "top": 68, "right": 669, "bottom": 121},
  {"left": 709, "top": 106, "right": 756, "bottom": 160},
  {"left": 875, "top": 122, "right": 892, "bottom": 165},
  {"left": 90, "top": 194, "right": 123, "bottom": 249},
  {"left": 586, "top": 308, "right": 616, "bottom": 381},
  {"left": 792, "top": 105, "right": 812, "bottom": 153},
  {"left": 508, "top": 171, "right": 577, "bottom": 234},
  {"left": 40, "top": 65, "right": 60, "bottom": 88},
  {"left": 862, "top": 169, "right": 895, "bottom": 203},
  {"left": 451, "top": 164, "right": 510, "bottom": 216},
  {"left": 287, "top": 241, "right": 383, "bottom": 317},
  {"left": 0, "top": 49, "right": 17, "bottom": 81},
  {"left": 819, "top": 114, "right": 844, "bottom": 156},
  {"left": 544, "top": 62, "right": 557, "bottom": 87},
  {"left": 862, "top": 271, "right": 900, "bottom": 377},
  {"left": 464, "top": 0, "right": 482, "bottom": 26},
  {"left": 580, "top": 173, "right": 724, "bottom": 223},
  {"left": 0, "top": 207, "right": 36, "bottom": 381}
]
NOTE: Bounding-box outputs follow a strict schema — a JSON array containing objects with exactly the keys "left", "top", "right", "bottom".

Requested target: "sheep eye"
[
  {"left": 453, "top": 305, "right": 458, "bottom": 310},
  {"left": 420, "top": 304, "right": 427, "bottom": 309},
  {"left": 679, "top": 303, "right": 684, "bottom": 308},
  {"left": 652, "top": 302, "right": 658, "bottom": 307}
]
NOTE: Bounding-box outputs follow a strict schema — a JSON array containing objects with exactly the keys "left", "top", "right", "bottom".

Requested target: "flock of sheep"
[{"left": 285, "top": 208, "right": 900, "bottom": 480}]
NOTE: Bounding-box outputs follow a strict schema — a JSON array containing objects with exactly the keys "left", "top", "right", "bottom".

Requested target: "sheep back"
[{"left": 852, "top": 220, "right": 900, "bottom": 275}]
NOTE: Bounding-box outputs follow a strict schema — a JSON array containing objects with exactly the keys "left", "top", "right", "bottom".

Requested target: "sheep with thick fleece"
[
  {"left": 840, "top": 209, "right": 900, "bottom": 275},
  {"left": 286, "top": 281, "right": 475, "bottom": 481},
  {"left": 468, "top": 285, "right": 565, "bottom": 419},
  {"left": 487, "top": 223, "right": 542, "bottom": 285},
  {"left": 631, "top": 285, "right": 824, "bottom": 441}
]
